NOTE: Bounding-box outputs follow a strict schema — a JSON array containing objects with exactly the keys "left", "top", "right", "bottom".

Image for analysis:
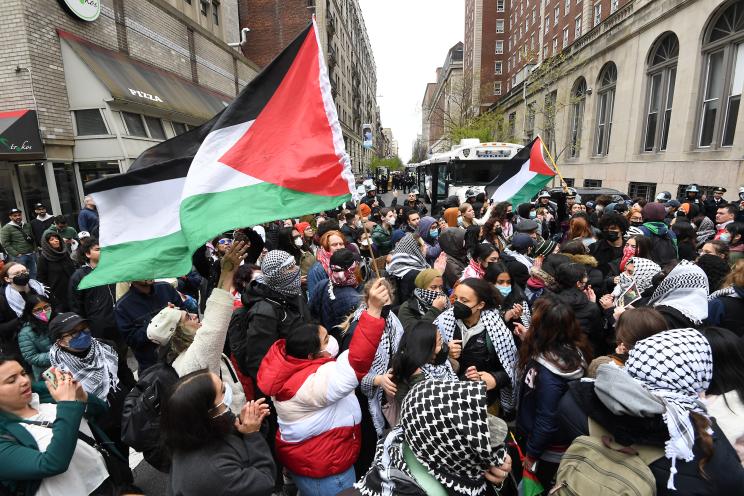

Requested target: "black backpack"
[
  {"left": 639, "top": 226, "right": 678, "bottom": 267},
  {"left": 120, "top": 361, "right": 179, "bottom": 472}
]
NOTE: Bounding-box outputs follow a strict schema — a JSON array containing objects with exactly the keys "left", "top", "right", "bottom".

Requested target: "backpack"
[
  {"left": 120, "top": 361, "right": 179, "bottom": 472},
  {"left": 552, "top": 418, "right": 664, "bottom": 496},
  {"left": 639, "top": 226, "right": 678, "bottom": 267}
]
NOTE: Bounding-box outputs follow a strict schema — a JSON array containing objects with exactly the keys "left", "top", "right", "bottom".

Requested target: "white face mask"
[
  {"left": 322, "top": 335, "right": 339, "bottom": 358},
  {"left": 294, "top": 237, "right": 304, "bottom": 247}
]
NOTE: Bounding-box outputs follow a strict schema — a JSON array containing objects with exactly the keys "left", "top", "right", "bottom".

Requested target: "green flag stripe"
[
  {"left": 180, "top": 181, "right": 350, "bottom": 252},
  {"left": 509, "top": 173, "right": 553, "bottom": 207}
]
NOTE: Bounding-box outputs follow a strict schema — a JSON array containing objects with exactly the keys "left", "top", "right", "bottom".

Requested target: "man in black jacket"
[{"left": 30, "top": 203, "right": 54, "bottom": 247}]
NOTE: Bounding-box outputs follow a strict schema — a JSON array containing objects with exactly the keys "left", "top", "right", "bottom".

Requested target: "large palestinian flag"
[
  {"left": 80, "top": 21, "right": 354, "bottom": 289},
  {"left": 484, "top": 137, "right": 555, "bottom": 207}
]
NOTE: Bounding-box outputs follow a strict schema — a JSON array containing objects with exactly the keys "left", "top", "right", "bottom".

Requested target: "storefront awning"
[
  {"left": 58, "top": 30, "right": 233, "bottom": 121},
  {"left": 0, "top": 110, "right": 44, "bottom": 160}
]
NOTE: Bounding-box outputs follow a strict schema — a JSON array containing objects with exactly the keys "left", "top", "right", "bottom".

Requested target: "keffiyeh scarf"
[
  {"left": 612, "top": 257, "right": 661, "bottom": 297},
  {"left": 503, "top": 248, "right": 533, "bottom": 270},
  {"left": 328, "top": 261, "right": 359, "bottom": 300},
  {"left": 316, "top": 247, "right": 332, "bottom": 275},
  {"left": 461, "top": 259, "right": 486, "bottom": 280},
  {"left": 4, "top": 280, "right": 48, "bottom": 317},
  {"left": 625, "top": 328, "right": 713, "bottom": 490},
  {"left": 356, "top": 306, "right": 406, "bottom": 435},
  {"left": 386, "top": 234, "right": 429, "bottom": 278},
  {"left": 434, "top": 308, "right": 518, "bottom": 412},
  {"left": 413, "top": 288, "right": 450, "bottom": 314},
  {"left": 49, "top": 339, "right": 119, "bottom": 401},
  {"left": 707, "top": 285, "right": 739, "bottom": 301},
  {"left": 647, "top": 260, "right": 709, "bottom": 325},
  {"left": 356, "top": 380, "right": 508, "bottom": 496},
  {"left": 259, "top": 250, "right": 301, "bottom": 297},
  {"left": 696, "top": 216, "right": 716, "bottom": 247}
]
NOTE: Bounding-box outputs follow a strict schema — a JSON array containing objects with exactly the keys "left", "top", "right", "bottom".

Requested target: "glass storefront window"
[
  {"left": 53, "top": 163, "right": 82, "bottom": 228},
  {"left": 78, "top": 161, "right": 121, "bottom": 192},
  {"left": 0, "top": 165, "right": 17, "bottom": 221},
  {"left": 16, "top": 162, "right": 50, "bottom": 215}
]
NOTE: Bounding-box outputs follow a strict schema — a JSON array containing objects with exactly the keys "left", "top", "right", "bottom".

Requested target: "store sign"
[
  {"left": 59, "top": 0, "right": 101, "bottom": 22},
  {"left": 128, "top": 88, "right": 164, "bottom": 103},
  {"left": 0, "top": 110, "right": 45, "bottom": 160}
]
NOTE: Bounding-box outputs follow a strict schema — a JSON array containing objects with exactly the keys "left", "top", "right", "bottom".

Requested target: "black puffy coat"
[
  {"left": 68, "top": 265, "right": 119, "bottom": 343},
  {"left": 558, "top": 381, "right": 744, "bottom": 496},
  {"left": 554, "top": 287, "right": 604, "bottom": 355}
]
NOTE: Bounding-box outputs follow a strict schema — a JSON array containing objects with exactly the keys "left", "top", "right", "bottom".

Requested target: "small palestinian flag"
[
  {"left": 518, "top": 469, "right": 545, "bottom": 496},
  {"left": 80, "top": 20, "right": 354, "bottom": 289},
  {"left": 484, "top": 137, "right": 556, "bottom": 207}
]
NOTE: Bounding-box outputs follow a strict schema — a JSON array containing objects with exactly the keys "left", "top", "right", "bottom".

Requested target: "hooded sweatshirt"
[
  {"left": 438, "top": 228, "right": 467, "bottom": 290},
  {"left": 256, "top": 311, "right": 384, "bottom": 478}
]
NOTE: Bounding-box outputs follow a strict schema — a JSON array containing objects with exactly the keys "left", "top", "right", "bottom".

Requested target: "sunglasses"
[{"left": 217, "top": 239, "right": 232, "bottom": 245}]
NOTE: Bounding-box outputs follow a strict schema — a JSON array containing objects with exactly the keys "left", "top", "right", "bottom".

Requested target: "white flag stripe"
[
  {"left": 490, "top": 159, "right": 537, "bottom": 202},
  {"left": 182, "top": 120, "right": 263, "bottom": 199},
  {"left": 94, "top": 177, "right": 186, "bottom": 248}
]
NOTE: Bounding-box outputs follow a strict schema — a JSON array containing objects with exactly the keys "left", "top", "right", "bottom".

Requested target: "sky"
[{"left": 358, "top": 1, "right": 465, "bottom": 163}]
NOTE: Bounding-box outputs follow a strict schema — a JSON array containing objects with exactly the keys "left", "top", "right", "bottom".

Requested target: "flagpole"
[{"left": 539, "top": 136, "right": 568, "bottom": 188}]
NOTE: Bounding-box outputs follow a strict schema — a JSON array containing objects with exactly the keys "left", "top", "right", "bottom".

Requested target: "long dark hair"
[
  {"left": 484, "top": 262, "right": 525, "bottom": 306},
  {"left": 391, "top": 322, "right": 438, "bottom": 391},
  {"left": 458, "top": 277, "right": 500, "bottom": 310},
  {"left": 21, "top": 294, "right": 53, "bottom": 334},
  {"left": 276, "top": 226, "right": 302, "bottom": 260},
  {"left": 518, "top": 295, "right": 592, "bottom": 370},
  {"left": 469, "top": 242, "right": 496, "bottom": 263},
  {"left": 161, "top": 369, "right": 233, "bottom": 452},
  {"left": 703, "top": 327, "right": 744, "bottom": 406}
]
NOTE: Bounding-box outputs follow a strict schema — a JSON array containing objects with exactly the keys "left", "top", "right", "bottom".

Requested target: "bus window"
[
  {"left": 453, "top": 161, "right": 504, "bottom": 185},
  {"left": 437, "top": 164, "right": 448, "bottom": 196}
]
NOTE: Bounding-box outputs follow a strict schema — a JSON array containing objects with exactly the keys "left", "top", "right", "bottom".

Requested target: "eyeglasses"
[
  {"left": 217, "top": 239, "right": 232, "bottom": 245},
  {"left": 34, "top": 305, "right": 52, "bottom": 313}
]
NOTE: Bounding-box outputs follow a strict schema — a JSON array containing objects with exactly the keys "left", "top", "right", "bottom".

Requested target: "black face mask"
[
  {"left": 605, "top": 231, "right": 620, "bottom": 242},
  {"left": 494, "top": 227, "right": 503, "bottom": 236},
  {"left": 506, "top": 212, "right": 515, "bottom": 220},
  {"left": 12, "top": 274, "right": 30, "bottom": 286},
  {"left": 432, "top": 342, "right": 449, "bottom": 365},
  {"left": 630, "top": 221, "right": 643, "bottom": 227},
  {"left": 452, "top": 301, "right": 473, "bottom": 321}
]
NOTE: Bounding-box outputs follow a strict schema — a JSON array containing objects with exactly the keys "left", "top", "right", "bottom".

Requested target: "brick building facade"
[
  {"left": 0, "top": 0, "right": 259, "bottom": 225},
  {"left": 238, "top": 0, "right": 381, "bottom": 175}
]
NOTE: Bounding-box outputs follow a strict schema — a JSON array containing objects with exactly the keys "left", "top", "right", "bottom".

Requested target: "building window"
[
  {"left": 584, "top": 179, "right": 603, "bottom": 187},
  {"left": 74, "top": 109, "right": 108, "bottom": 136},
  {"left": 494, "top": 81, "right": 502, "bottom": 95},
  {"left": 212, "top": 0, "right": 219, "bottom": 24},
  {"left": 496, "top": 20, "right": 505, "bottom": 33},
  {"left": 185, "top": 0, "right": 191, "bottom": 4},
  {"left": 200, "top": 0, "right": 208, "bottom": 16},
  {"left": 532, "top": 7, "right": 536, "bottom": 24},
  {"left": 172, "top": 122, "right": 188, "bottom": 135},
  {"left": 569, "top": 77, "right": 587, "bottom": 158},
  {"left": 526, "top": 102, "right": 536, "bottom": 140},
  {"left": 698, "top": 0, "right": 744, "bottom": 148},
  {"left": 495, "top": 41, "right": 504, "bottom": 54},
  {"left": 144, "top": 116, "right": 166, "bottom": 140},
  {"left": 594, "top": 3, "right": 602, "bottom": 26},
  {"left": 497, "top": 0, "right": 505, "bottom": 12},
  {"left": 508, "top": 112, "right": 517, "bottom": 138},
  {"left": 565, "top": 0, "right": 571, "bottom": 14},
  {"left": 545, "top": 17, "right": 550, "bottom": 34},
  {"left": 644, "top": 32, "right": 679, "bottom": 152},
  {"left": 563, "top": 27, "right": 569, "bottom": 48},
  {"left": 563, "top": 177, "right": 575, "bottom": 187},
  {"left": 525, "top": 18, "right": 529, "bottom": 32},
  {"left": 495, "top": 61, "right": 503, "bottom": 75},
  {"left": 122, "top": 112, "right": 147, "bottom": 137},
  {"left": 555, "top": 6, "right": 560, "bottom": 24},
  {"left": 553, "top": 37, "right": 559, "bottom": 54},
  {"left": 628, "top": 182, "right": 657, "bottom": 202},
  {"left": 575, "top": 15, "right": 582, "bottom": 37},
  {"left": 594, "top": 62, "right": 617, "bottom": 156},
  {"left": 611, "top": 0, "right": 619, "bottom": 12},
  {"left": 543, "top": 44, "right": 548, "bottom": 58}
]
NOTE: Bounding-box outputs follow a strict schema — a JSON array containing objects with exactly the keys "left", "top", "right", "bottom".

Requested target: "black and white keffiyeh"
[
  {"left": 707, "top": 285, "right": 738, "bottom": 301},
  {"left": 386, "top": 234, "right": 429, "bottom": 278},
  {"left": 612, "top": 257, "right": 661, "bottom": 297},
  {"left": 356, "top": 305, "right": 405, "bottom": 435},
  {"left": 434, "top": 308, "right": 518, "bottom": 412},
  {"left": 648, "top": 260, "right": 709, "bottom": 325},
  {"left": 413, "top": 288, "right": 450, "bottom": 314},
  {"left": 625, "top": 328, "right": 713, "bottom": 490},
  {"left": 502, "top": 248, "right": 533, "bottom": 270},
  {"left": 49, "top": 339, "right": 119, "bottom": 401},
  {"left": 356, "top": 380, "right": 508, "bottom": 496},
  {"left": 258, "top": 250, "right": 301, "bottom": 297},
  {"left": 4, "top": 280, "right": 48, "bottom": 317}
]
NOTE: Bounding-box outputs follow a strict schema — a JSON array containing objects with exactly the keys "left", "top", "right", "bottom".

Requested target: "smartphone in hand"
[{"left": 42, "top": 367, "right": 58, "bottom": 389}]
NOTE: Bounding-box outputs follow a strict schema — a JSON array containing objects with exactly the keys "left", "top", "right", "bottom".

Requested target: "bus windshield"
[{"left": 452, "top": 160, "right": 506, "bottom": 185}]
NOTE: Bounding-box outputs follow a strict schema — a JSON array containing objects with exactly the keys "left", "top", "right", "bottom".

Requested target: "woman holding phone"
[{"left": 0, "top": 357, "right": 117, "bottom": 495}]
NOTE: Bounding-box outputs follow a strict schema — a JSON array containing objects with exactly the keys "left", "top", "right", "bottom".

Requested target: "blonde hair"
[
  {"left": 337, "top": 278, "right": 395, "bottom": 335},
  {"left": 722, "top": 259, "right": 744, "bottom": 288}
]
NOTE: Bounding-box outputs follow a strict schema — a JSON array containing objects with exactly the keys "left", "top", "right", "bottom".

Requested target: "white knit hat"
[{"left": 147, "top": 307, "right": 182, "bottom": 345}]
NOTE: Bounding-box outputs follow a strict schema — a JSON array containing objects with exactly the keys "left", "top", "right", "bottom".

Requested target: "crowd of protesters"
[{"left": 1, "top": 181, "right": 744, "bottom": 496}]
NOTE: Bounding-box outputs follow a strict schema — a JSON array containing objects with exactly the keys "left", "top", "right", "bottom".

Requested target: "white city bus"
[{"left": 411, "top": 139, "right": 524, "bottom": 213}]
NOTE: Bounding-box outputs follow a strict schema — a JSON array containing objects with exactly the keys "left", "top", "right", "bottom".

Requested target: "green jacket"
[
  {"left": 18, "top": 324, "right": 52, "bottom": 380},
  {"left": 371, "top": 224, "right": 393, "bottom": 256},
  {"left": 0, "top": 384, "right": 109, "bottom": 496},
  {"left": 43, "top": 225, "right": 78, "bottom": 241},
  {"left": 0, "top": 222, "right": 35, "bottom": 257}
]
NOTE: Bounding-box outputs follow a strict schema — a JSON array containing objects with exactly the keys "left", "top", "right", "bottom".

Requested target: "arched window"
[
  {"left": 594, "top": 63, "right": 616, "bottom": 156},
  {"left": 644, "top": 33, "right": 678, "bottom": 152},
  {"left": 698, "top": 0, "right": 744, "bottom": 147},
  {"left": 569, "top": 77, "right": 587, "bottom": 157}
]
